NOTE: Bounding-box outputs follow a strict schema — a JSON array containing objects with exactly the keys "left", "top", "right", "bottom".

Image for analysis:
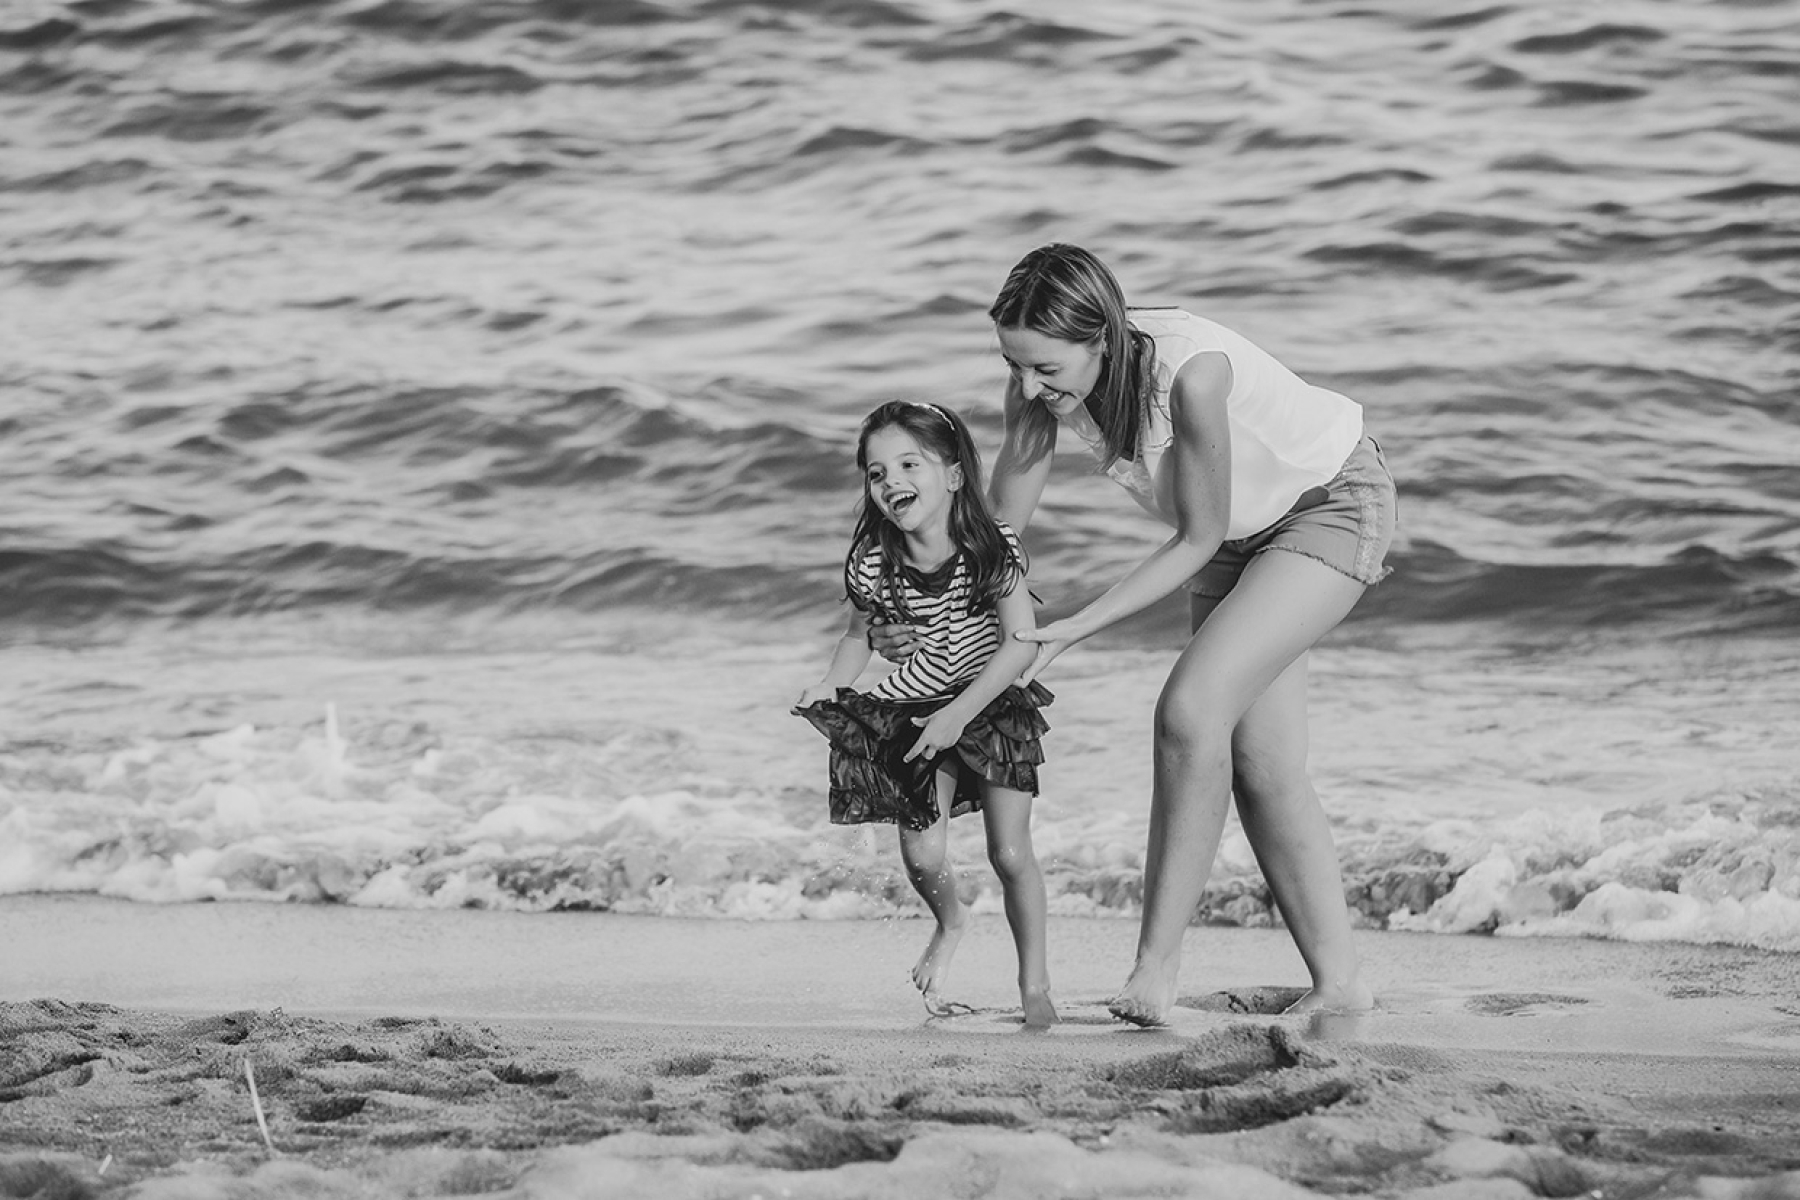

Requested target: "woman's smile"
[{"left": 995, "top": 324, "right": 1104, "bottom": 417}]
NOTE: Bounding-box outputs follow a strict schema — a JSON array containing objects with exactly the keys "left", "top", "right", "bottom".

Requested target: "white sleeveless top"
[{"left": 1062, "top": 309, "right": 1364, "bottom": 540}]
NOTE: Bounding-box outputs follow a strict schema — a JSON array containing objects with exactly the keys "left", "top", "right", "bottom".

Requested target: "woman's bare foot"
[
  {"left": 912, "top": 916, "right": 966, "bottom": 999},
  {"left": 1283, "top": 976, "right": 1375, "bottom": 1015},
  {"left": 1021, "top": 986, "right": 1059, "bottom": 1029},
  {"left": 1108, "top": 954, "right": 1180, "bottom": 1027}
]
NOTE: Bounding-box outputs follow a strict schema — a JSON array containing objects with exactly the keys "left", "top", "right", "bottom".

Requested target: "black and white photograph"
[{"left": 3, "top": 0, "right": 1797, "bottom": 1195}]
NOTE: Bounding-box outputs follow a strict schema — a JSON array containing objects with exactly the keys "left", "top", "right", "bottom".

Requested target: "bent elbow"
[{"left": 1174, "top": 529, "right": 1225, "bottom": 567}]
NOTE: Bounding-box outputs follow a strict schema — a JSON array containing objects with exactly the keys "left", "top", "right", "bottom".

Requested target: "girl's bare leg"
[
  {"left": 1110, "top": 551, "right": 1367, "bottom": 1026},
  {"left": 898, "top": 765, "right": 967, "bottom": 1010},
  {"left": 1232, "top": 656, "right": 1373, "bottom": 1014},
  {"left": 981, "top": 785, "right": 1058, "bottom": 1027}
]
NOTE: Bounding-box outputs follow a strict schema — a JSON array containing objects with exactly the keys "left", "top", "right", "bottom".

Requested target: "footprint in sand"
[
  {"left": 1052, "top": 1002, "right": 1124, "bottom": 1028},
  {"left": 1177, "top": 988, "right": 1309, "bottom": 1016},
  {"left": 923, "top": 999, "right": 1125, "bottom": 1031},
  {"left": 921, "top": 1003, "right": 1027, "bottom": 1030},
  {"left": 1465, "top": 992, "right": 1591, "bottom": 1017}
]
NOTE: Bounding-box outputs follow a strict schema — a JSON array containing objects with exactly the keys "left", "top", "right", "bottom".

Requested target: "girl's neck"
[{"left": 902, "top": 524, "right": 957, "bottom": 572}]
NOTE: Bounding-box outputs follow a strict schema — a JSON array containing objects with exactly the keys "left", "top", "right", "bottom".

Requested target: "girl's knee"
[
  {"left": 986, "top": 839, "right": 1035, "bottom": 884},
  {"left": 899, "top": 826, "right": 947, "bottom": 869},
  {"left": 903, "top": 849, "right": 943, "bottom": 878}
]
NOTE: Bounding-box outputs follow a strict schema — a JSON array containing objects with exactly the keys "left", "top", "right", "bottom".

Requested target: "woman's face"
[{"left": 995, "top": 325, "right": 1104, "bottom": 419}]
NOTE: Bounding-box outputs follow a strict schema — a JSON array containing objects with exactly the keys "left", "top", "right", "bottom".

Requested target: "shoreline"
[
  {"left": 4, "top": 894, "right": 1797, "bottom": 1045},
  {"left": 3, "top": 897, "right": 1799, "bottom": 1197}
]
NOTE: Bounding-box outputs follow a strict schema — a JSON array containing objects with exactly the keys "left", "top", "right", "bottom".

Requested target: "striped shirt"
[{"left": 852, "top": 523, "right": 1024, "bottom": 702}]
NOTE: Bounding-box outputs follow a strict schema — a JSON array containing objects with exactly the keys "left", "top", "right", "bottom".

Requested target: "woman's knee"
[
  {"left": 1229, "top": 699, "right": 1310, "bottom": 802},
  {"left": 1153, "top": 689, "right": 1231, "bottom": 766},
  {"left": 1230, "top": 745, "right": 1311, "bottom": 810}
]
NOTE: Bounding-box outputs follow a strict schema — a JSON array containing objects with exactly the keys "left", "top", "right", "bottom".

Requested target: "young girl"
[{"left": 793, "top": 400, "right": 1057, "bottom": 1028}]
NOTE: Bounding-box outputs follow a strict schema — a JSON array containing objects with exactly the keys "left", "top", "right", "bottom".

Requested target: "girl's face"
[
  {"left": 996, "top": 325, "right": 1105, "bottom": 419},
  {"left": 862, "top": 425, "right": 962, "bottom": 537}
]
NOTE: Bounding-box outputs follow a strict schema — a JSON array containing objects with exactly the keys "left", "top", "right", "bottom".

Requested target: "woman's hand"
[
  {"left": 1013, "top": 618, "right": 1083, "bottom": 685},
  {"left": 867, "top": 621, "right": 922, "bottom": 664}
]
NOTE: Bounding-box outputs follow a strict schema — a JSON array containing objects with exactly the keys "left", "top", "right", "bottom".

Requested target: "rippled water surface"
[{"left": 3, "top": 0, "right": 1797, "bottom": 949}]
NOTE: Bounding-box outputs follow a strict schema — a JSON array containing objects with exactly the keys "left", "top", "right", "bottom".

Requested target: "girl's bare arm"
[
  {"left": 904, "top": 577, "right": 1038, "bottom": 762},
  {"left": 795, "top": 606, "right": 873, "bottom": 708}
]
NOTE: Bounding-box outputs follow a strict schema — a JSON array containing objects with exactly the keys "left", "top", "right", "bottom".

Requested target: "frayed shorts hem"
[{"left": 1185, "top": 434, "right": 1398, "bottom": 600}]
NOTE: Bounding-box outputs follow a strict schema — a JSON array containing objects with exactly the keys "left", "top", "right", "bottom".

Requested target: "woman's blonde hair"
[{"left": 987, "top": 243, "right": 1157, "bottom": 470}]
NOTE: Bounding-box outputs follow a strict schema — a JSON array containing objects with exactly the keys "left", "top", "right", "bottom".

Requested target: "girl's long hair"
[
  {"left": 844, "top": 401, "right": 1024, "bottom": 622},
  {"left": 987, "top": 242, "right": 1157, "bottom": 471}
]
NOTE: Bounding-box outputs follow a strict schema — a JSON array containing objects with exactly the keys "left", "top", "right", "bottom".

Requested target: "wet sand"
[{"left": 2, "top": 896, "right": 1798, "bottom": 1198}]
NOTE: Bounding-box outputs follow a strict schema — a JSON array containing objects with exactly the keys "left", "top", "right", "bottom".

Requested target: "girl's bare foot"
[
  {"left": 1108, "top": 953, "right": 1180, "bottom": 1027},
  {"left": 1021, "top": 986, "right": 1059, "bottom": 1028},
  {"left": 912, "top": 917, "right": 966, "bottom": 999},
  {"left": 921, "top": 992, "right": 977, "bottom": 1017},
  {"left": 1283, "top": 976, "right": 1375, "bottom": 1015}
]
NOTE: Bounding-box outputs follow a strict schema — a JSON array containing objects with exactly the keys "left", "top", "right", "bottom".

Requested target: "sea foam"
[{"left": 5, "top": 697, "right": 1798, "bottom": 953}]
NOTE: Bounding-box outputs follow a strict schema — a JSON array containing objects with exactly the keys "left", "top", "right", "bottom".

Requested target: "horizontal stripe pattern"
[{"left": 855, "top": 524, "right": 1023, "bottom": 702}]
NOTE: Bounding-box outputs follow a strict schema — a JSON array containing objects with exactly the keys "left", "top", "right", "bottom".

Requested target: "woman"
[{"left": 885, "top": 243, "right": 1396, "bottom": 1024}]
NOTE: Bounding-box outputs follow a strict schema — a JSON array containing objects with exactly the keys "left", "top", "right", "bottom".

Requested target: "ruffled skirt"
[{"left": 795, "top": 681, "right": 1053, "bottom": 831}]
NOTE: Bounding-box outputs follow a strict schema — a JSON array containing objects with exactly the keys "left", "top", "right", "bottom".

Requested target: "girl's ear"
[{"left": 947, "top": 462, "right": 964, "bottom": 492}]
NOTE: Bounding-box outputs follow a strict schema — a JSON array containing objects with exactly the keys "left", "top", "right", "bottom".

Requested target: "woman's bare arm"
[
  {"left": 989, "top": 376, "right": 1056, "bottom": 535},
  {"left": 1016, "top": 352, "right": 1233, "bottom": 681}
]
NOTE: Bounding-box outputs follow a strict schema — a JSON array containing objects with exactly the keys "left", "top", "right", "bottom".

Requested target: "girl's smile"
[
  {"left": 880, "top": 480, "right": 923, "bottom": 526},
  {"left": 863, "top": 425, "right": 962, "bottom": 543}
]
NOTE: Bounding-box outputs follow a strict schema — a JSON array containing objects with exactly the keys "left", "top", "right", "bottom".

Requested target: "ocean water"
[{"left": 4, "top": 0, "right": 1798, "bottom": 952}]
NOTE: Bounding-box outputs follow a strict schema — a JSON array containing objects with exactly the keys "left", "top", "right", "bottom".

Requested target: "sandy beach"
[
  {"left": 3, "top": 896, "right": 1798, "bottom": 1199},
  {"left": 6, "top": 0, "right": 1799, "bottom": 1195}
]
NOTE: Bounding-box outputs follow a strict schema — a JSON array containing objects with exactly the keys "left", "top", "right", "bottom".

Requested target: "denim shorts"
[{"left": 1187, "top": 434, "right": 1397, "bottom": 598}]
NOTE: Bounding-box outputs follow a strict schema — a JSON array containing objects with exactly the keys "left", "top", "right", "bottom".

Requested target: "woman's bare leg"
[
  {"left": 1111, "top": 551, "right": 1367, "bottom": 1026},
  {"left": 1232, "top": 655, "right": 1373, "bottom": 1013},
  {"left": 898, "top": 765, "right": 967, "bottom": 1010},
  {"left": 981, "top": 785, "right": 1058, "bottom": 1027}
]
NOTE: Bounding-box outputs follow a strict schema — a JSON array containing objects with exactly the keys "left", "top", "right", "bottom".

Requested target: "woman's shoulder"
[
  {"left": 1131, "top": 307, "right": 1230, "bottom": 350},
  {"left": 1128, "top": 306, "right": 1194, "bottom": 333},
  {"left": 1126, "top": 309, "right": 1212, "bottom": 403},
  {"left": 1129, "top": 307, "right": 1208, "bottom": 363}
]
